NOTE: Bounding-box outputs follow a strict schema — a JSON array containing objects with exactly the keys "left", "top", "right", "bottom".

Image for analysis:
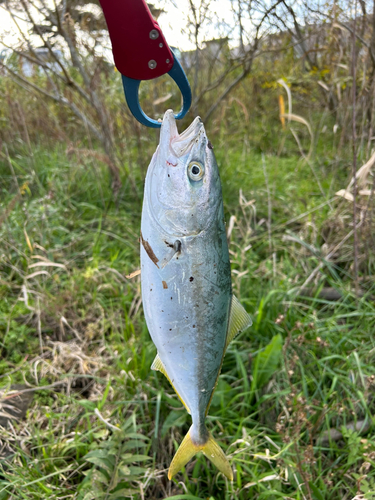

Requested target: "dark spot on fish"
[
  {"left": 215, "top": 291, "right": 219, "bottom": 295},
  {"left": 208, "top": 140, "right": 213, "bottom": 150},
  {"left": 140, "top": 231, "right": 159, "bottom": 268},
  {"left": 171, "top": 297, "right": 173, "bottom": 300},
  {"left": 168, "top": 174, "right": 170, "bottom": 177},
  {"left": 189, "top": 276, "right": 194, "bottom": 282},
  {"left": 193, "top": 325, "right": 196, "bottom": 328},
  {"left": 169, "top": 329, "right": 172, "bottom": 331},
  {"left": 161, "top": 310, "right": 164, "bottom": 312},
  {"left": 150, "top": 289, "right": 152, "bottom": 291},
  {"left": 162, "top": 281, "right": 168, "bottom": 289}
]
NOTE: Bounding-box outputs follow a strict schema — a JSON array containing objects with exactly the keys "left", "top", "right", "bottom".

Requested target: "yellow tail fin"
[{"left": 168, "top": 425, "right": 233, "bottom": 480}]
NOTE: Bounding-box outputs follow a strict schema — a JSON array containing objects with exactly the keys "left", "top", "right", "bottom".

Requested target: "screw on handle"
[{"left": 122, "top": 57, "right": 192, "bottom": 128}]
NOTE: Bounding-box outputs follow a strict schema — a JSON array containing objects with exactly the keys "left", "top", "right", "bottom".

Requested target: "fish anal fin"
[
  {"left": 151, "top": 353, "right": 191, "bottom": 414},
  {"left": 225, "top": 294, "right": 252, "bottom": 350},
  {"left": 168, "top": 426, "right": 233, "bottom": 481},
  {"left": 151, "top": 353, "right": 166, "bottom": 373}
]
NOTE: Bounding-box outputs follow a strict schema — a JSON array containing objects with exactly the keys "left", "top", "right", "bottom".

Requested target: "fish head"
[{"left": 146, "top": 110, "right": 223, "bottom": 237}]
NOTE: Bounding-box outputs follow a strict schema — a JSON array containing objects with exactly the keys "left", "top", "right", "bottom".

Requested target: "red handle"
[{"left": 99, "top": 0, "right": 174, "bottom": 80}]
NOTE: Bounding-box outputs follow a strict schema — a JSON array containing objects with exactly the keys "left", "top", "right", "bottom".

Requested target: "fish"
[{"left": 140, "top": 109, "right": 252, "bottom": 480}]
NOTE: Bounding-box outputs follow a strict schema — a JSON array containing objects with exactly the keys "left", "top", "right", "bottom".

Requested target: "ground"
[{"left": 0, "top": 140, "right": 375, "bottom": 499}]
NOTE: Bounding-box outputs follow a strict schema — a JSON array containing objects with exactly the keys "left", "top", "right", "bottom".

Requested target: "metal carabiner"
[{"left": 121, "top": 56, "right": 191, "bottom": 128}]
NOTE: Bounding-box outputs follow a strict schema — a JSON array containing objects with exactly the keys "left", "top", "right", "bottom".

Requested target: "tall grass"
[{"left": 1, "top": 124, "right": 375, "bottom": 498}]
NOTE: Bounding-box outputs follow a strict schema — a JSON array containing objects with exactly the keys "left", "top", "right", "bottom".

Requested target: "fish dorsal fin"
[
  {"left": 151, "top": 353, "right": 191, "bottom": 414},
  {"left": 225, "top": 295, "right": 252, "bottom": 350}
]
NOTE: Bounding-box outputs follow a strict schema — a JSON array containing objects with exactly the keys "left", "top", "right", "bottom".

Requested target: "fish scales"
[
  {"left": 141, "top": 215, "right": 231, "bottom": 417},
  {"left": 140, "top": 110, "right": 252, "bottom": 480}
]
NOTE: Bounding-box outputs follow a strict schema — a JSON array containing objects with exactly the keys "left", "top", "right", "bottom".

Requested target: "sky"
[
  {"left": 152, "top": 0, "right": 236, "bottom": 51},
  {"left": 0, "top": 0, "right": 237, "bottom": 54}
]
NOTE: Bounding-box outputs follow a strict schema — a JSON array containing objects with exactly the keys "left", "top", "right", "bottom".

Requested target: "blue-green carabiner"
[{"left": 121, "top": 56, "right": 192, "bottom": 129}]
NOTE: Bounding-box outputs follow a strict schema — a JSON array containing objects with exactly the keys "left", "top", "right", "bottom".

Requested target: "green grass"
[{"left": 0, "top": 139, "right": 375, "bottom": 500}]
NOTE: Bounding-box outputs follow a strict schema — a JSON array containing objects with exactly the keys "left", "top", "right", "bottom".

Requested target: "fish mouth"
[
  {"left": 161, "top": 110, "right": 205, "bottom": 157},
  {"left": 145, "top": 110, "right": 215, "bottom": 238}
]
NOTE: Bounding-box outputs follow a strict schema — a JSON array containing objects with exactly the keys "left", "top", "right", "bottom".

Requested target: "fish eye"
[{"left": 188, "top": 161, "right": 204, "bottom": 181}]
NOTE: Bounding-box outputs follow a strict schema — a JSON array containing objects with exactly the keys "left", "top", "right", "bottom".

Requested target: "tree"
[{"left": 1, "top": 0, "right": 121, "bottom": 194}]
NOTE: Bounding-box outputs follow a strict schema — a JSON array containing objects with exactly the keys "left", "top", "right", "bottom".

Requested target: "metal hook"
[{"left": 122, "top": 57, "right": 192, "bottom": 128}]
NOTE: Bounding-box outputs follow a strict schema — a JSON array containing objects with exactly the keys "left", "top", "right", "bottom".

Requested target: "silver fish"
[{"left": 140, "top": 110, "right": 252, "bottom": 480}]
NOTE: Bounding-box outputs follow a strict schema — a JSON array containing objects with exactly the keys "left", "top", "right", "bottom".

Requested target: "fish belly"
[{"left": 141, "top": 220, "right": 231, "bottom": 420}]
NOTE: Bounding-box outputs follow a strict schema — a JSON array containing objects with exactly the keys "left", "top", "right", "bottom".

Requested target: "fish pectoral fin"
[
  {"left": 225, "top": 295, "right": 252, "bottom": 350},
  {"left": 160, "top": 240, "right": 181, "bottom": 269},
  {"left": 151, "top": 353, "right": 191, "bottom": 414},
  {"left": 168, "top": 425, "right": 233, "bottom": 481}
]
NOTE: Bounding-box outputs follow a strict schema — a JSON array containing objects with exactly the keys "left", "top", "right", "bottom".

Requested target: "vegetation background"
[{"left": 1, "top": 0, "right": 375, "bottom": 498}]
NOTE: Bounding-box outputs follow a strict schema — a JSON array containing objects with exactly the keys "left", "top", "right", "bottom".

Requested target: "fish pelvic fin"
[
  {"left": 151, "top": 353, "right": 191, "bottom": 414},
  {"left": 168, "top": 425, "right": 233, "bottom": 481}
]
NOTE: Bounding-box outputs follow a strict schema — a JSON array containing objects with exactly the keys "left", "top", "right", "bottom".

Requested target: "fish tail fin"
[{"left": 168, "top": 425, "right": 233, "bottom": 481}]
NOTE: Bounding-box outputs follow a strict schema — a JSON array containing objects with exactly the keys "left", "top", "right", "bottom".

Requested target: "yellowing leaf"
[{"left": 278, "top": 95, "right": 285, "bottom": 128}]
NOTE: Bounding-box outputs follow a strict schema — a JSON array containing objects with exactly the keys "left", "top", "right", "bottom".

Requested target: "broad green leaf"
[
  {"left": 109, "top": 488, "right": 138, "bottom": 499},
  {"left": 166, "top": 496, "right": 206, "bottom": 500},
  {"left": 161, "top": 410, "right": 187, "bottom": 438},
  {"left": 91, "top": 469, "right": 109, "bottom": 485},
  {"left": 77, "top": 400, "right": 96, "bottom": 412},
  {"left": 309, "top": 482, "right": 325, "bottom": 500},
  {"left": 122, "top": 432, "right": 149, "bottom": 440},
  {"left": 127, "top": 465, "right": 149, "bottom": 475},
  {"left": 120, "top": 454, "right": 150, "bottom": 463},
  {"left": 84, "top": 456, "right": 114, "bottom": 472},
  {"left": 122, "top": 439, "right": 147, "bottom": 450},
  {"left": 251, "top": 334, "right": 283, "bottom": 392},
  {"left": 84, "top": 449, "right": 112, "bottom": 460},
  {"left": 83, "top": 492, "right": 100, "bottom": 500},
  {"left": 118, "top": 464, "right": 131, "bottom": 476}
]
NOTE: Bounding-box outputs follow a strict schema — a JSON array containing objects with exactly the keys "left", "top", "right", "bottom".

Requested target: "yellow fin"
[
  {"left": 168, "top": 426, "right": 233, "bottom": 480},
  {"left": 202, "top": 432, "right": 233, "bottom": 480},
  {"left": 225, "top": 294, "right": 252, "bottom": 350},
  {"left": 151, "top": 352, "right": 166, "bottom": 373},
  {"left": 151, "top": 353, "right": 190, "bottom": 414}
]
